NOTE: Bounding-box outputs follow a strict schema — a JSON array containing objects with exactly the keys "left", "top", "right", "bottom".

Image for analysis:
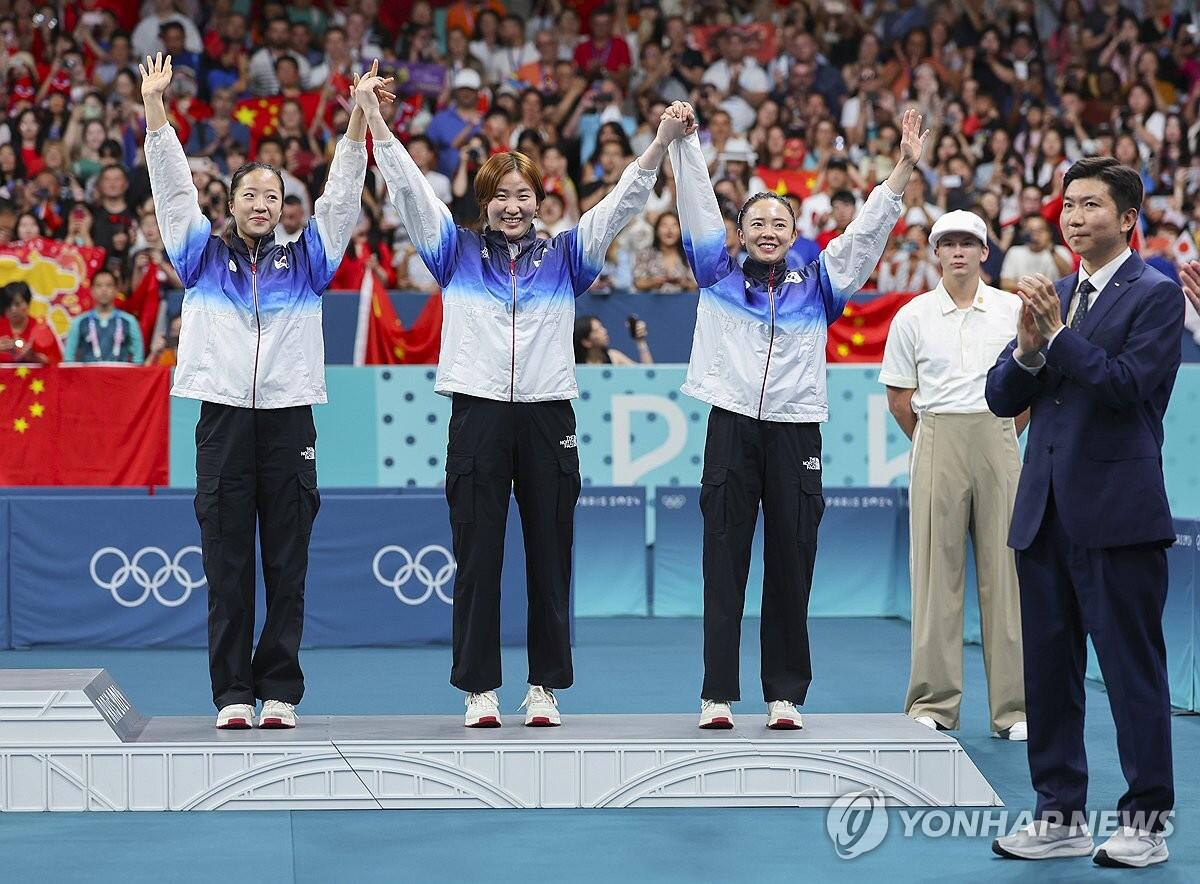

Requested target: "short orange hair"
[{"left": 474, "top": 151, "right": 545, "bottom": 216}]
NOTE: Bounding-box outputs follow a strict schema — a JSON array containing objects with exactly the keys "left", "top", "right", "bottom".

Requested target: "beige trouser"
[{"left": 906, "top": 411, "right": 1026, "bottom": 732}]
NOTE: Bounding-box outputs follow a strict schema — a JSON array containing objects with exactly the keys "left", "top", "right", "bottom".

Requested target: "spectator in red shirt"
[
  {"left": 11, "top": 108, "right": 46, "bottom": 178},
  {"left": 0, "top": 281, "right": 62, "bottom": 365},
  {"left": 329, "top": 209, "right": 396, "bottom": 291},
  {"left": 573, "top": 8, "right": 631, "bottom": 86},
  {"left": 816, "top": 190, "right": 857, "bottom": 250}
]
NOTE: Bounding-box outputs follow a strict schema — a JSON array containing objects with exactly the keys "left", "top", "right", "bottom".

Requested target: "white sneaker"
[
  {"left": 994, "top": 721, "right": 1028, "bottom": 741},
  {"left": 992, "top": 820, "right": 1094, "bottom": 860},
  {"left": 766, "top": 700, "right": 803, "bottom": 730},
  {"left": 520, "top": 685, "right": 561, "bottom": 726},
  {"left": 464, "top": 690, "right": 501, "bottom": 728},
  {"left": 215, "top": 703, "right": 254, "bottom": 730},
  {"left": 1093, "top": 826, "right": 1169, "bottom": 868},
  {"left": 913, "top": 715, "right": 939, "bottom": 730},
  {"left": 258, "top": 700, "right": 297, "bottom": 729},
  {"left": 699, "top": 700, "right": 734, "bottom": 729}
]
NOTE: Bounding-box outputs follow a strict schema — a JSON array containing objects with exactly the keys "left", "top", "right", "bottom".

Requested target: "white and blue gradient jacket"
[
  {"left": 145, "top": 123, "right": 366, "bottom": 409},
  {"left": 372, "top": 136, "right": 658, "bottom": 401},
  {"left": 669, "top": 131, "right": 903, "bottom": 422}
]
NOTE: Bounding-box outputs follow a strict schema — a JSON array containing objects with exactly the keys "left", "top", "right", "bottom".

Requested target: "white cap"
[
  {"left": 929, "top": 210, "right": 988, "bottom": 248},
  {"left": 719, "top": 137, "right": 757, "bottom": 164},
  {"left": 452, "top": 68, "right": 482, "bottom": 91}
]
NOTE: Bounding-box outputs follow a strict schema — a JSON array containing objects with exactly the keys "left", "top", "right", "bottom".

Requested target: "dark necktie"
[{"left": 1071, "top": 279, "right": 1095, "bottom": 330}]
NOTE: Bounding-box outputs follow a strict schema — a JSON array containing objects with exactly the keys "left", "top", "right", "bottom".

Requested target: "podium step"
[{"left": 0, "top": 669, "right": 1002, "bottom": 812}]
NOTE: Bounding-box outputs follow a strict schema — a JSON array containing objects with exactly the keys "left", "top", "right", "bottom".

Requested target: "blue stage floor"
[{"left": 0, "top": 617, "right": 1196, "bottom": 882}]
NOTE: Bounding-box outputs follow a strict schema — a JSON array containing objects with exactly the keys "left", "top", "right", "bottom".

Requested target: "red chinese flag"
[
  {"left": 0, "top": 365, "right": 169, "bottom": 486},
  {"left": 826, "top": 293, "right": 920, "bottom": 363},
  {"left": 756, "top": 167, "right": 819, "bottom": 199},
  {"left": 0, "top": 238, "right": 105, "bottom": 342},
  {"left": 117, "top": 266, "right": 161, "bottom": 345},
  {"left": 353, "top": 274, "right": 443, "bottom": 365}
]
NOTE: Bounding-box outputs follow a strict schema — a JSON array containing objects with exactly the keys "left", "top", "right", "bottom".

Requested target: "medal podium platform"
[{"left": 0, "top": 670, "right": 1002, "bottom": 812}]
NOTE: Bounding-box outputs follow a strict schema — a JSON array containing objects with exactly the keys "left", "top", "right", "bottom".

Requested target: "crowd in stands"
[{"left": 2, "top": 0, "right": 1200, "bottom": 366}]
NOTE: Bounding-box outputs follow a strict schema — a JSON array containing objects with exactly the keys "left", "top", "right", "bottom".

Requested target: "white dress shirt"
[{"left": 880, "top": 280, "right": 1022, "bottom": 413}]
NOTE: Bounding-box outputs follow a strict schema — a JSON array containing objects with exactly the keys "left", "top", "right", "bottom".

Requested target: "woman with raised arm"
[
  {"left": 670, "top": 105, "right": 930, "bottom": 731},
  {"left": 141, "top": 53, "right": 378, "bottom": 731},
  {"left": 362, "top": 83, "right": 690, "bottom": 728}
]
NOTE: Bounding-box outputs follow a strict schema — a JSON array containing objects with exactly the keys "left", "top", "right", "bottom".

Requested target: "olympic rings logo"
[
  {"left": 660, "top": 494, "right": 688, "bottom": 510},
  {"left": 89, "top": 546, "right": 207, "bottom": 608},
  {"left": 372, "top": 545, "right": 456, "bottom": 606}
]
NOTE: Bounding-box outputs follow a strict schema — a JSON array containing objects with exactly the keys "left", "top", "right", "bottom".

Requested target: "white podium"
[{"left": 0, "top": 669, "right": 1002, "bottom": 812}]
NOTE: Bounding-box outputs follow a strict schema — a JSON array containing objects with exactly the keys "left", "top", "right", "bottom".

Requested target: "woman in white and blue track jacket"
[
  {"left": 671, "top": 107, "right": 931, "bottom": 731},
  {"left": 365, "top": 97, "right": 692, "bottom": 728},
  {"left": 142, "top": 54, "right": 380, "bottom": 731}
]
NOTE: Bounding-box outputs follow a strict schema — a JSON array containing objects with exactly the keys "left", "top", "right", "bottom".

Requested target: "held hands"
[
  {"left": 655, "top": 101, "right": 696, "bottom": 144},
  {"left": 139, "top": 52, "right": 172, "bottom": 102},
  {"left": 1016, "top": 273, "right": 1064, "bottom": 338},
  {"left": 353, "top": 59, "right": 396, "bottom": 113}
]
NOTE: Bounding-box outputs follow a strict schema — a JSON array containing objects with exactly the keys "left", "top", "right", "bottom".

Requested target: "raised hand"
[
  {"left": 897, "top": 108, "right": 930, "bottom": 165},
  {"left": 139, "top": 52, "right": 173, "bottom": 101}
]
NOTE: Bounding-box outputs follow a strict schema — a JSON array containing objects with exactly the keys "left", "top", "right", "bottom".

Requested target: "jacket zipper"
[
  {"left": 250, "top": 238, "right": 262, "bottom": 409},
  {"left": 756, "top": 265, "right": 776, "bottom": 420},
  {"left": 509, "top": 256, "right": 517, "bottom": 402}
]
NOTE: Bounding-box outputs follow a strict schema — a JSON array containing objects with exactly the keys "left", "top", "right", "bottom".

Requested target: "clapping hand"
[
  {"left": 1017, "top": 273, "right": 1064, "bottom": 338},
  {"left": 1180, "top": 261, "right": 1200, "bottom": 314}
]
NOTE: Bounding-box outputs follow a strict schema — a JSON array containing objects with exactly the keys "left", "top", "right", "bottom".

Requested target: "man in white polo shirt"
[{"left": 879, "top": 210, "right": 1029, "bottom": 741}]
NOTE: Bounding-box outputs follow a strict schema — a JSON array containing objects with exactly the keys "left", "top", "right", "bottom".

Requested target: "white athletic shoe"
[
  {"left": 215, "top": 703, "right": 255, "bottom": 730},
  {"left": 994, "top": 721, "right": 1028, "bottom": 741},
  {"left": 1093, "top": 827, "right": 1169, "bottom": 868},
  {"left": 992, "top": 821, "right": 1094, "bottom": 860},
  {"left": 465, "top": 691, "right": 502, "bottom": 728},
  {"left": 698, "top": 700, "right": 734, "bottom": 729},
  {"left": 259, "top": 700, "right": 297, "bottom": 729},
  {"left": 766, "top": 700, "right": 803, "bottom": 730},
  {"left": 520, "top": 685, "right": 561, "bottom": 727},
  {"left": 913, "top": 715, "right": 939, "bottom": 730}
]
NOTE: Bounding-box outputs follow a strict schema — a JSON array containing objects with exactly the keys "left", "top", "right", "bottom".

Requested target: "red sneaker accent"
[
  {"left": 526, "top": 716, "right": 560, "bottom": 727},
  {"left": 259, "top": 718, "right": 295, "bottom": 729},
  {"left": 699, "top": 718, "right": 733, "bottom": 729},
  {"left": 467, "top": 716, "right": 501, "bottom": 728},
  {"left": 767, "top": 719, "right": 801, "bottom": 730},
  {"left": 216, "top": 718, "right": 251, "bottom": 730}
]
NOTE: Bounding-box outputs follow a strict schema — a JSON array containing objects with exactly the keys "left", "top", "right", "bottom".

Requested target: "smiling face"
[
  {"left": 229, "top": 168, "right": 283, "bottom": 239},
  {"left": 485, "top": 169, "right": 539, "bottom": 240},
  {"left": 738, "top": 198, "right": 797, "bottom": 263}
]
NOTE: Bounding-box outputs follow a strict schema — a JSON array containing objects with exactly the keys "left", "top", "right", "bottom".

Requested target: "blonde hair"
[{"left": 474, "top": 151, "right": 545, "bottom": 217}]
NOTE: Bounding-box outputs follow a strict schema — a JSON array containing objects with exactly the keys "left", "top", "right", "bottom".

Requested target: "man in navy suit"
[{"left": 986, "top": 157, "right": 1182, "bottom": 868}]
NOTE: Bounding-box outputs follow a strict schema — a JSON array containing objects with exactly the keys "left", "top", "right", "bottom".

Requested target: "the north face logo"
[
  {"left": 274, "top": 252, "right": 289, "bottom": 270},
  {"left": 301, "top": 446, "right": 315, "bottom": 460},
  {"left": 803, "top": 456, "right": 820, "bottom": 471},
  {"left": 559, "top": 435, "right": 578, "bottom": 449}
]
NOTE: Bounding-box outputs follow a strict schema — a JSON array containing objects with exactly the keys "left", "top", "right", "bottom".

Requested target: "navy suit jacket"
[{"left": 984, "top": 252, "right": 1184, "bottom": 550}]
